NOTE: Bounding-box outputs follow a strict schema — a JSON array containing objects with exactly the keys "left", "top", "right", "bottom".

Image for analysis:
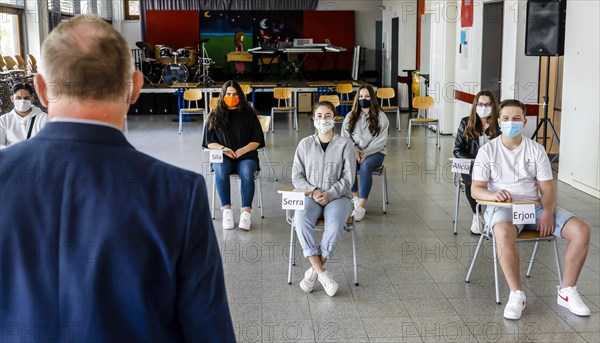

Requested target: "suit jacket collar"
[{"left": 34, "top": 121, "right": 133, "bottom": 148}]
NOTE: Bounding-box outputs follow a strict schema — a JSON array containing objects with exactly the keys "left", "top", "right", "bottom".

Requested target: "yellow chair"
[
  {"left": 239, "top": 84, "right": 253, "bottom": 107},
  {"left": 376, "top": 87, "right": 401, "bottom": 132},
  {"left": 3, "top": 56, "right": 18, "bottom": 70},
  {"left": 14, "top": 55, "right": 26, "bottom": 70},
  {"left": 466, "top": 200, "right": 563, "bottom": 304},
  {"left": 407, "top": 96, "right": 439, "bottom": 149},
  {"left": 256, "top": 115, "right": 277, "bottom": 181},
  {"left": 27, "top": 54, "right": 37, "bottom": 73},
  {"left": 270, "top": 88, "right": 297, "bottom": 132},
  {"left": 336, "top": 83, "right": 353, "bottom": 114},
  {"left": 209, "top": 97, "right": 219, "bottom": 111},
  {"left": 178, "top": 89, "right": 204, "bottom": 134}
]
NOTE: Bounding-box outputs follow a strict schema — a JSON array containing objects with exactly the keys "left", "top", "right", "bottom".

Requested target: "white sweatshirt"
[{"left": 0, "top": 106, "right": 48, "bottom": 149}]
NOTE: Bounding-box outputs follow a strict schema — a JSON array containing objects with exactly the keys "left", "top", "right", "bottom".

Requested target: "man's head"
[
  {"left": 35, "top": 15, "right": 143, "bottom": 128},
  {"left": 498, "top": 99, "right": 527, "bottom": 138},
  {"left": 11, "top": 83, "right": 35, "bottom": 115}
]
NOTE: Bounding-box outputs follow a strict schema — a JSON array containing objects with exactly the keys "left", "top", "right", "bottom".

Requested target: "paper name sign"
[
  {"left": 512, "top": 204, "right": 536, "bottom": 225},
  {"left": 281, "top": 192, "right": 305, "bottom": 210},
  {"left": 209, "top": 149, "right": 224, "bottom": 163},
  {"left": 451, "top": 159, "right": 472, "bottom": 174}
]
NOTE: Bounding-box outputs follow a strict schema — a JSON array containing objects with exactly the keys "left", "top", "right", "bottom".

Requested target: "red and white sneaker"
[
  {"left": 504, "top": 290, "right": 526, "bottom": 320},
  {"left": 557, "top": 286, "right": 591, "bottom": 316}
]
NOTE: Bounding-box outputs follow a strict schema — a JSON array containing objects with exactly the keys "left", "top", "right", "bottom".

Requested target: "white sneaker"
[
  {"left": 352, "top": 197, "right": 360, "bottom": 209},
  {"left": 353, "top": 205, "right": 366, "bottom": 222},
  {"left": 504, "top": 290, "right": 526, "bottom": 320},
  {"left": 238, "top": 211, "right": 252, "bottom": 231},
  {"left": 318, "top": 270, "right": 339, "bottom": 297},
  {"left": 557, "top": 286, "right": 591, "bottom": 316},
  {"left": 299, "top": 267, "right": 318, "bottom": 293},
  {"left": 222, "top": 209, "right": 234, "bottom": 230},
  {"left": 470, "top": 214, "right": 482, "bottom": 235}
]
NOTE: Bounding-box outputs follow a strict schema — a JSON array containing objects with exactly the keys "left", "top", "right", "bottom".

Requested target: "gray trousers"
[{"left": 294, "top": 196, "right": 352, "bottom": 259}]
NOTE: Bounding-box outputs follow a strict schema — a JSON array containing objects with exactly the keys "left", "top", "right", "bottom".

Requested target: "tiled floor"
[{"left": 125, "top": 112, "right": 599, "bottom": 343}]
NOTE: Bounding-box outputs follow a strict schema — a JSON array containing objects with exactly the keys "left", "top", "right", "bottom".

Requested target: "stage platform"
[{"left": 131, "top": 80, "right": 366, "bottom": 116}]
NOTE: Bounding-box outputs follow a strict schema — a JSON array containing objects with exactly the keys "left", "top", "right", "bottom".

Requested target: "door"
[
  {"left": 391, "top": 17, "right": 399, "bottom": 105},
  {"left": 481, "top": 1, "right": 503, "bottom": 100},
  {"left": 376, "top": 20, "right": 382, "bottom": 83}
]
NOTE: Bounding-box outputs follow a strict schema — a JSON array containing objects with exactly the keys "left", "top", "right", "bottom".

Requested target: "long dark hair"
[
  {"left": 464, "top": 90, "right": 500, "bottom": 140},
  {"left": 208, "top": 80, "right": 255, "bottom": 131},
  {"left": 347, "top": 84, "right": 382, "bottom": 136}
]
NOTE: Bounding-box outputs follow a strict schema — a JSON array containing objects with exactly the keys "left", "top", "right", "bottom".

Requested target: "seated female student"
[
  {"left": 292, "top": 101, "right": 355, "bottom": 297},
  {"left": 203, "top": 80, "right": 265, "bottom": 231},
  {"left": 0, "top": 83, "right": 48, "bottom": 149},
  {"left": 453, "top": 89, "right": 500, "bottom": 234},
  {"left": 341, "top": 84, "right": 389, "bottom": 221}
]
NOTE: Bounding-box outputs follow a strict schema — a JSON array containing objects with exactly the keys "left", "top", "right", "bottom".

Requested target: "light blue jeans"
[
  {"left": 212, "top": 158, "right": 258, "bottom": 208},
  {"left": 352, "top": 152, "right": 385, "bottom": 200},
  {"left": 294, "top": 196, "right": 352, "bottom": 259}
]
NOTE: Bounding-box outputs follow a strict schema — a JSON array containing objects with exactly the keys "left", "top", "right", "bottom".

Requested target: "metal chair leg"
[
  {"left": 382, "top": 167, "right": 388, "bottom": 213},
  {"left": 288, "top": 222, "right": 296, "bottom": 284},
  {"left": 262, "top": 150, "right": 278, "bottom": 181},
  {"left": 396, "top": 108, "right": 401, "bottom": 132},
  {"left": 178, "top": 109, "right": 183, "bottom": 134},
  {"left": 407, "top": 120, "right": 412, "bottom": 148},
  {"left": 492, "top": 233, "right": 501, "bottom": 304},
  {"left": 453, "top": 179, "right": 461, "bottom": 235},
  {"left": 351, "top": 223, "right": 358, "bottom": 286},
  {"left": 437, "top": 123, "right": 441, "bottom": 149},
  {"left": 211, "top": 173, "right": 216, "bottom": 220},
  {"left": 553, "top": 238, "right": 563, "bottom": 285},
  {"left": 526, "top": 241, "right": 540, "bottom": 278},
  {"left": 257, "top": 175, "right": 264, "bottom": 218},
  {"left": 466, "top": 205, "right": 485, "bottom": 282}
]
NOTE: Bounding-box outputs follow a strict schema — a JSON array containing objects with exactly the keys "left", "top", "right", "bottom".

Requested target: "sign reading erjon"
[
  {"left": 512, "top": 204, "right": 536, "bottom": 225},
  {"left": 282, "top": 191, "right": 305, "bottom": 210}
]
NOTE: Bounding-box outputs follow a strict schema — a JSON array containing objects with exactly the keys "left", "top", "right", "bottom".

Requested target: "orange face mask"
[{"left": 223, "top": 95, "right": 240, "bottom": 108}]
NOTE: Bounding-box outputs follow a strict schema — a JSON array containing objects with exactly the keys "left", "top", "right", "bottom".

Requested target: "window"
[
  {"left": 0, "top": 8, "right": 22, "bottom": 57},
  {"left": 125, "top": 0, "right": 139, "bottom": 20},
  {"left": 97, "top": 0, "right": 112, "bottom": 20}
]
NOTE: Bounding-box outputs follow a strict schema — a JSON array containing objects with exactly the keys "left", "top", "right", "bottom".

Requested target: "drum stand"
[{"left": 194, "top": 43, "right": 215, "bottom": 85}]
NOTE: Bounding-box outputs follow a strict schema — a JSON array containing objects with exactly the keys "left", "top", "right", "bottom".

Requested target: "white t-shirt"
[
  {"left": 473, "top": 135, "right": 553, "bottom": 202},
  {"left": 0, "top": 106, "right": 48, "bottom": 149}
]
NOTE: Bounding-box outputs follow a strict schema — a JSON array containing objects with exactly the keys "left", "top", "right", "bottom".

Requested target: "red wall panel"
[
  {"left": 146, "top": 11, "right": 200, "bottom": 50},
  {"left": 302, "top": 11, "right": 355, "bottom": 72}
]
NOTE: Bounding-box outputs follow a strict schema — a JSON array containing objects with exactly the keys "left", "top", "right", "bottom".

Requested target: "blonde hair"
[{"left": 41, "top": 15, "right": 133, "bottom": 102}]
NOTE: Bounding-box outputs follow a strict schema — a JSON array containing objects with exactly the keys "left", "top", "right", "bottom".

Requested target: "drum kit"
[{"left": 136, "top": 39, "right": 215, "bottom": 86}]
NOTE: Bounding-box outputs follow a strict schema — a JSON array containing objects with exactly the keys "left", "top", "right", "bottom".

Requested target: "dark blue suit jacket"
[{"left": 0, "top": 122, "right": 235, "bottom": 342}]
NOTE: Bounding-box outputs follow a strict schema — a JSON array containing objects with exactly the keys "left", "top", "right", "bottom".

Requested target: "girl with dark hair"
[
  {"left": 203, "top": 80, "right": 265, "bottom": 230},
  {"left": 453, "top": 89, "right": 501, "bottom": 234},
  {"left": 341, "top": 84, "right": 389, "bottom": 221}
]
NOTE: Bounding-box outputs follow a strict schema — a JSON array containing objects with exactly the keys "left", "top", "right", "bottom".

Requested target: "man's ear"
[
  {"left": 34, "top": 74, "right": 49, "bottom": 108},
  {"left": 129, "top": 71, "right": 144, "bottom": 105}
]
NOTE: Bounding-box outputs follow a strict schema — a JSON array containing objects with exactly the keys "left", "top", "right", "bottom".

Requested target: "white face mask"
[
  {"left": 476, "top": 106, "right": 492, "bottom": 118},
  {"left": 14, "top": 99, "right": 32, "bottom": 113},
  {"left": 313, "top": 118, "right": 334, "bottom": 134}
]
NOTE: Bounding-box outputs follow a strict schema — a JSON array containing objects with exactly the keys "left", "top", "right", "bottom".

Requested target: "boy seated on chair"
[{"left": 471, "top": 99, "right": 591, "bottom": 320}]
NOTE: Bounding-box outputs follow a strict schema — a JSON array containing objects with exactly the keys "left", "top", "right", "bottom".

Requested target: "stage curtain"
[{"left": 140, "top": 0, "right": 318, "bottom": 40}]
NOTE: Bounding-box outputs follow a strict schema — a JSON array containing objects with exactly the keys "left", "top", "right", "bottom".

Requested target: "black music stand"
[{"left": 531, "top": 57, "right": 560, "bottom": 161}]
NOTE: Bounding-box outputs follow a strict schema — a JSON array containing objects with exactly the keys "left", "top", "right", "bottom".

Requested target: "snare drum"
[{"left": 161, "top": 63, "right": 189, "bottom": 86}]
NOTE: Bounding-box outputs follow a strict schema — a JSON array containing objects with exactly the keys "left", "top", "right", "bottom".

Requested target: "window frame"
[
  {"left": 0, "top": 6, "right": 24, "bottom": 58},
  {"left": 124, "top": 0, "right": 139, "bottom": 20}
]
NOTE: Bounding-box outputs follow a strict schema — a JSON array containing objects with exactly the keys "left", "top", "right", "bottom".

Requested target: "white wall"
[
  {"left": 23, "top": 0, "right": 49, "bottom": 59},
  {"left": 112, "top": 2, "right": 142, "bottom": 50},
  {"left": 558, "top": 0, "right": 600, "bottom": 198},
  {"left": 318, "top": 1, "right": 382, "bottom": 71},
  {"left": 425, "top": 0, "right": 457, "bottom": 134},
  {"left": 382, "top": 0, "right": 417, "bottom": 87},
  {"left": 452, "top": 0, "right": 539, "bottom": 137}
]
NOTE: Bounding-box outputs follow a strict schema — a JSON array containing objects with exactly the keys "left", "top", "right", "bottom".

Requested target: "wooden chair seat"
[{"left": 412, "top": 118, "right": 438, "bottom": 123}]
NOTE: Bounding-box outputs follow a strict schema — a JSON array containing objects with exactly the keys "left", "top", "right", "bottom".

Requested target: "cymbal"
[{"left": 195, "top": 38, "right": 210, "bottom": 44}]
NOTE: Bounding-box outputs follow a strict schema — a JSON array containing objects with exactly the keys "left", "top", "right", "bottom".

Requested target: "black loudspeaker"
[{"left": 525, "top": 0, "right": 567, "bottom": 56}]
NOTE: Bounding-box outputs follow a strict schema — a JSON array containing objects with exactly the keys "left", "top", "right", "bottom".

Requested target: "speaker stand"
[{"left": 531, "top": 57, "right": 560, "bottom": 163}]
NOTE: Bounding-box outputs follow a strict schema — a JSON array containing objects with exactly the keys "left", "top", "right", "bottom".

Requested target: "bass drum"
[{"left": 161, "top": 63, "right": 189, "bottom": 86}]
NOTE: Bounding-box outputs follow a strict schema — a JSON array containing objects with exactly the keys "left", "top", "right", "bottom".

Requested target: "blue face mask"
[
  {"left": 500, "top": 121, "right": 524, "bottom": 138},
  {"left": 358, "top": 99, "right": 371, "bottom": 109}
]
